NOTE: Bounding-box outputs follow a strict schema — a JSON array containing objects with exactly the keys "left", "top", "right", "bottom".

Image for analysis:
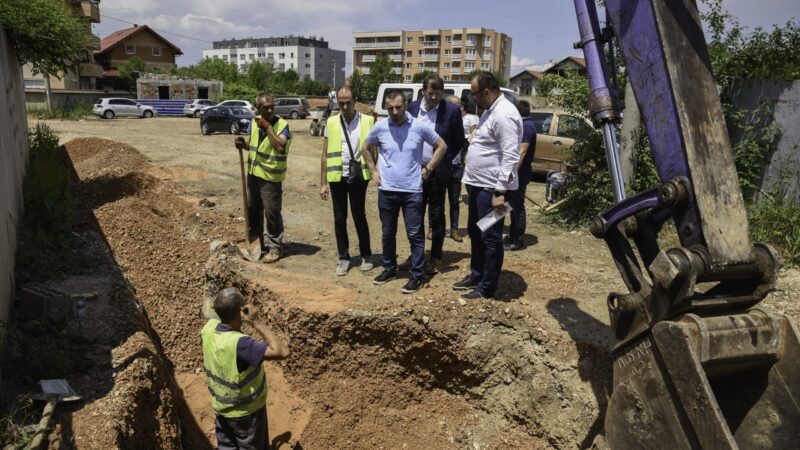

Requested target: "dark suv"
[
  {"left": 200, "top": 106, "right": 255, "bottom": 135},
  {"left": 274, "top": 97, "right": 310, "bottom": 119}
]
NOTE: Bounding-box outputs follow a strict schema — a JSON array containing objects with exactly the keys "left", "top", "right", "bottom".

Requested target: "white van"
[{"left": 374, "top": 83, "right": 520, "bottom": 118}]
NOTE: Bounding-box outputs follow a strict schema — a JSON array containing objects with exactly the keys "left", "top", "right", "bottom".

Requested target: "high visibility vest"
[
  {"left": 200, "top": 319, "right": 267, "bottom": 418},
  {"left": 248, "top": 117, "right": 292, "bottom": 182},
  {"left": 326, "top": 112, "right": 373, "bottom": 183}
]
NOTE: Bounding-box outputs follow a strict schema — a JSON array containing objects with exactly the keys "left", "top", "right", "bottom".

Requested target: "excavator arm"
[{"left": 572, "top": 0, "right": 800, "bottom": 447}]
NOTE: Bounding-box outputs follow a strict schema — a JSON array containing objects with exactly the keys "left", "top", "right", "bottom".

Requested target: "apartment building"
[
  {"left": 352, "top": 28, "right": 512, "bottom": 83},
  {"left": 22, "top": 0, "right": 102, "bottom": 90},
  {"left": 202, "top": 36, "right": 346, "bottom": 87}
]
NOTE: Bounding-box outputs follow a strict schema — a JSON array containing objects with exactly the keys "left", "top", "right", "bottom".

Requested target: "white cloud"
[{"left": 510, "top": 55, "right": 552, "bottom": 74}]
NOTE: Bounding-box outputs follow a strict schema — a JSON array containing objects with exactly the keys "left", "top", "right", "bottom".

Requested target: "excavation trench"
[{"left": 59, "top": 137, "right": 608, "bottom": 449}]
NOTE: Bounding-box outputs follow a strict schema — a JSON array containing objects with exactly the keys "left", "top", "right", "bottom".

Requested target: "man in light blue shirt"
[{"left": 362, "top": 90, "right": 447, "bottom": 294}]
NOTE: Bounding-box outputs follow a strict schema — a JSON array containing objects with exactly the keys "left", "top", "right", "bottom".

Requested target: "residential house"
[
  {"left": 95, "top": 25, "right": 183, "bottom": 88},
  {"left": 544, "top": 56, "right": 587, "bottom": 77},
  {"left": 509, "top": 70, "right": 544, "bottom": 96}
]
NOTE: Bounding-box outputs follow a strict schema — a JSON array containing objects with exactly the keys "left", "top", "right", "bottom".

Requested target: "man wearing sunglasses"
[{"left": 453, "top": 72, "right": 523, "bottom": 300}]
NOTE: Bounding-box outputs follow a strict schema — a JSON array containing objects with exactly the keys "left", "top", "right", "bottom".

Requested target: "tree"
[
  {"left": 269, "top": 69, "right": 300, "bottom": 94},
  {"left": 0, "top": 0, "right": 92, "bottom": 77},
  {"left": 348, "top": 69, "right": 366, "bottom": 101},
  {"left": 412, "top": 70, "right": 438, "bottom": 83},
  {"left": 118, "top": 56, "right": 145, "bottom": 91},
  {"left": 296, "top": 75, "right": 330, "bottom": 96},
  {"left": 246, "top": 60, "right": 273, "bottom": 91},
  {"left": 465, "top": 69, "right": 508, "bottom": 87},
  {"left": 363, "top": 56, "right": 402, "bottom": 103},
  {"left": 176, "top": 57, "right": 240, "bottom": 84}
]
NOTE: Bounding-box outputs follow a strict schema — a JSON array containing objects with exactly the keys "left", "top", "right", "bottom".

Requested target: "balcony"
[
  {"left": 354, "top": 41, "right": 402, "bottom": 49},
  {"left": 361, "top": 55, "right": 377, "bottom": 62},
  {"left": 451, "top": 40, "right": 462, "bottom": 47},
  {"left": 450, "top": 54, "right": 461, "bottom": 60},
  {"left": 423, "top": 54, "right": 439, "bottom": 61},
  {"left": 389, "top": 54, "right": 403, "bottom": 62},
  {"left": 77, "top": 0, "right": 100, "bottom": 23},
  {"left": 422, "top": 41, "right": 440, "bottom": 48},
  {"left": 391, "top": 68, "right": 402, "bottom": 75},
  {"left": 357, "top": 66, "right": 371, "bottom": 74},
  {"left": 465, "top": 40, "right": 477, "bottom": 47},
  {"left": 464, "top": 54, "right": 477, "bottom": 61}
]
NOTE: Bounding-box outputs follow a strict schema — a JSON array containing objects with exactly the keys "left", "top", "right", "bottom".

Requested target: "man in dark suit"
[{"left": 401, "top": 74, "right": 464, "bottom": 275}]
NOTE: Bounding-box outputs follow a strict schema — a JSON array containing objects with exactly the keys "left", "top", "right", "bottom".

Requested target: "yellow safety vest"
[
  {"left": 200, "top": 319, "right": 267, "bottom": 418},
  {"left": 326, "top": 112, "right": 373, "bottom": 183},
  {"left": 248, "top": 117, "right": 292, "bottom": 182}
]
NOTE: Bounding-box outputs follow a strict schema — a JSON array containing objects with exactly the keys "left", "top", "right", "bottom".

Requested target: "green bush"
[
  {"left": 27, "top": 102, "right": 93, "bottom": 121},
  {"left": 748, "top": 192, "right": 800, "bottom": 266},
  {"left": 16, "top": 123, "right": 74, "bottom": 282}
]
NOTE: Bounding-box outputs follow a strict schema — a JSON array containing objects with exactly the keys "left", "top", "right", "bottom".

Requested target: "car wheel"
[
  {"left": 103, "top": 110, "right": 115, "bottom": 119},
  {"left": 289, "top": 110, "right": 299, "bottom": 120},
  {"left": 201, "top": 122, "right": 210, "bottom": 135},
  {"left": 193, "top": 111, "right": 200, "bottom": 118},
  {"left": 143, "top": 110, "right": 153, "bottom": 118},
  {"left": 229, "top": 122, "right": 240, "bottom": 134}
]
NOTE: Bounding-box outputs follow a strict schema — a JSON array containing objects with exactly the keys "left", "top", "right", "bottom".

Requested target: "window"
[
  {"left": 268, "top": 53, "right": 274, "bottom": 59},
  {"left": 406, "top": 51, "right": 412, "bottom": 57},
  {"left": 222, "top": 55, "right": 228, "bottom": 61},
  {"left": 249, "top": 54, "right": 255, "bottom": 60},
  {"left": 418, "top": 50, "right": 423, "bottom": 57},
  {"left": 557, "top": 115, "right": 592, "bottom": 139},
  {"left": 240, "top": 54, "right": 245, "bottom": 60},
  {"left": 445, "top": 36, "right": 451, "bottom": 43},
  {"left": 418, "top": 62, "right": 423, "bottom": 69},
  {"left": 405, "top": 63, "right": 411, "bottom": 69},
  {"left": 290, "top": 52, "right": 294, "bottom": 58},
  {"left": 405, "top": 75, "right": 411, "bottom": 82},
  {"left": 152, "top": 47, "right": 162, "bottom": 56},
  {"left": 279, "top": 53, "right": 285, "bottom": 59},
  {"left": 278, "top": 63, "right": 285, "bottom": 69},
  {"left": 531, "top": 112, "right": 554, "bottom": 134},
  {"left": 305, "top": 53, "right": 310, "bottom": 58},
  {"left": 126, "top": 45, "right": 135, "bottom": 54},
  {"left": 24, "top": 79, "right": 45, "bottom": 88},
  {"left": 290, "top": 63, "right": 294, "bottom": 68},
  {"left": 481, "top": 63, "right": 490, "bottom": 69},
  {"left": 418, "top": 36, "right": 424, "bottom": 43},
  {"left": 443, "top": 76, "right": 449, "bottom": 81},
  {"left": 444, "top": 49, "right": 450, "bottom": 56},
  {"left": 258, "top": 52, "right": 265, "bottom": 58},
  {"left": 444, "top": 63, "right": 450, "bottom": 69},
  {"left": 305, "top": 63, "right": 311, "bottom": 68},
  {"left": 213, "top": 55, "right": 219, "bottom": 59},
  {"left": 406, "top": 37, "right": 412, "bottom": 43},
  {"left": 465, "top": 62, "right": 475, "bottom": 69}
]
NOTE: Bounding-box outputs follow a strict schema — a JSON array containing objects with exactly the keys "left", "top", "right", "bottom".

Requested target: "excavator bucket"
[{"left": 605, "top": 308, "right": 800, "bottom": 449}]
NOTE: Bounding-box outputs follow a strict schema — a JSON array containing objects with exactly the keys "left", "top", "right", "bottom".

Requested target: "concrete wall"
[
  {"left": 0, "top": 28, "right": 29, "bottom": 347},
  {"left": 25, "top": 89, "right": 134, "bottom": 109},
  {"left": 728, "top": 80, "right": 800, "bottom": 202}
]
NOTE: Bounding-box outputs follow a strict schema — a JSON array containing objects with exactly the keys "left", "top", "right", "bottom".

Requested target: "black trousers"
[
  {"left": 446, "top": 166, "right": 464, "bottom": 232},
  {"left": 215, "top": 407, "right": 268, "bottom": 450},
  {"left": 422, "top": 176, "right": 446, "bottom": 260},
  {"left": 508, "top": 178, "right": 530, "bottom": 247},
  {"left": 247, "top": 176, "right": 284, "bottom": 251},
  {"left": 329, "top": 180, "right": 371, "bottom": 260}
]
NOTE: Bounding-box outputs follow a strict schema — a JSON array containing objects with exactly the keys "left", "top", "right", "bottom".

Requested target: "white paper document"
[{"left": 476, "top": 203, "right": 512, "bottom": 232}]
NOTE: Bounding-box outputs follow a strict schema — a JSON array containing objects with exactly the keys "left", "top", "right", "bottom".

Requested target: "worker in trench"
[{"left": 201, "top": 287, "right": 289, "bottom": 450}]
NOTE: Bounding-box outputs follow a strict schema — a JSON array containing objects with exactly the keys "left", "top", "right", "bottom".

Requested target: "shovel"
[
  {"left": 29, "top": 379, "right": 81, "bottom": 449},
  {"left": 236, "top": 139, "right": 262, "bottom": 262}
]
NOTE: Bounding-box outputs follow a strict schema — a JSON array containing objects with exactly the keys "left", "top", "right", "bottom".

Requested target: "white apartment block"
[{"left": 202, "top": 36, "right": 346, "bottom": 87}]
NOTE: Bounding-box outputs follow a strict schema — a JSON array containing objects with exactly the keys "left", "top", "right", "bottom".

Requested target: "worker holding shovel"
[
  {"left": 201, "top": 287, "right": 289, "bottom": 450},
  {"left": 235, "top": 92, "right": 293, "bottom": 263}
]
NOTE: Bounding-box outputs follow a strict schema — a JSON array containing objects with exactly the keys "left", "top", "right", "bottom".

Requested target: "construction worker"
[
  {"left": 201, "top": 287, "right": 289, "bottom": 450},
  {"left": 319, "top": 85, "right": 375, "bottom": 276},
  {"left": 236, "top": 92, "right": 293, "bottom": 263},
  {"left": 401, "top": 75, "right": 464, "bottom": 275}
]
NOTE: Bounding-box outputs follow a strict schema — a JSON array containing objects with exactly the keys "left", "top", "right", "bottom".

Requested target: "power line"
[{"left": 100, "top": 14, "right": 213, "bottom": 44}]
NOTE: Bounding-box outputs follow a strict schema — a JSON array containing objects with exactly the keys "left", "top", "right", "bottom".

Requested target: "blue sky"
[{"left": 94, "top": 0, "right": 799, "bottom": 76}]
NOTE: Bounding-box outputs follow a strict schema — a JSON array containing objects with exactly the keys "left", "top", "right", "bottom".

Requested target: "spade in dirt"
[{"left": 235, "top": 137, "right": 262, "bottom": 262}]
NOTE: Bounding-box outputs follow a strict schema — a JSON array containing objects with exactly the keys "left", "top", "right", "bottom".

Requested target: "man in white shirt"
[{"left": 452, "top": 72, "right": 523, "bottom": 300}]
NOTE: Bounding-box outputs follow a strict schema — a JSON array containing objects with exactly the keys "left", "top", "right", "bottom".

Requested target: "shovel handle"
[{"left": 238, "top": 147, "right": 251, "bottom": 237}]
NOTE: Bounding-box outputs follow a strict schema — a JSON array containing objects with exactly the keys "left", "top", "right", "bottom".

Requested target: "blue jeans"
[
  {"left": 466, "top": 184, "right": 505, "bottom": 297},
  {"left": 508, "top": 179, "right": 529, "bottom": 247},
  {"left": 378, "top": 190, "right": 426, "bottom": 279}
]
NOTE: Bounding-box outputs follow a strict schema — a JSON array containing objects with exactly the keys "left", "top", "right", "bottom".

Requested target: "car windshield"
[{"left": 231, "top": 107, "right": 251, "bottom": 115}]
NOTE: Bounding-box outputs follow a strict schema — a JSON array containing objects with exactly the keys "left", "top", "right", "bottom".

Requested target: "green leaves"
[
  {"left": 362, "top": 56, "right": 402, "bottom": 102},
  {"left": 0, "top": 0, "right": 93, "bottom": 77}
]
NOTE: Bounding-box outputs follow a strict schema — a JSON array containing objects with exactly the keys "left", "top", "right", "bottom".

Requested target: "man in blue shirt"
[
  {"left": 507, "top": 100, "right": 537, "bottom": 251},
  {"left": 362, "top": 90, "right": 447, "bottom": 294}
]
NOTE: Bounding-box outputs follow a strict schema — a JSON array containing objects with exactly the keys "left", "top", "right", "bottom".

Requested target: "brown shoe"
[
  {"left": 426, "top": 228, "right": 433, "bottom": 240},
  {"left": 263, "top": 248, "right": 282, "bottom": 264},
  {"left": 450, "top": 230, "right": 463, "bottom": 242},
  {"left": 426, "top": 257, "right": 442, "bottom": 275}
]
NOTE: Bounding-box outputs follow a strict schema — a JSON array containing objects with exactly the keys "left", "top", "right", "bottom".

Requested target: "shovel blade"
[{"left": 236, "top": 237, "right": 262, "bottom": 262}]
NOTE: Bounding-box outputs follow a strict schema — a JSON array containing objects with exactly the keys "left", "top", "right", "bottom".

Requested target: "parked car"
[
  {"left": 199, "top": 99, "right": 254, "bottom": 116},
  {"left": 529, "top": 108, "right": 595, "bottom": 175},
  {"left": 200, "top": 106, "right": 255, "bottom": 135},
  {"left": 93, "top": 98, "right": 157, "bottom": 119},
  {"left": 183, "top": 99, "right": 218, "bottom": 117},
  {"left": 374, "top": 83, "right": 519, "bottom": 117},
  {"left": 274, "top": 97, "right": 310, "bottom": 119}
]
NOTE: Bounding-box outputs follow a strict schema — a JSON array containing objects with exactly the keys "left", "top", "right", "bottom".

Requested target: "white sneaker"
[
  {"left": 336, "top": 259, "right": 350, "bottom": 276},
  {"left": 359, "top": 257, "right": 374, "bottom": 272}
]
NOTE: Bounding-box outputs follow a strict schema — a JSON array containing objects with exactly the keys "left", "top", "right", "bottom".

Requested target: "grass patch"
[
  {"left": 748, "top": 193, "right": 800, "bottom": 267},
  {"left": 27, "top": 102, "right": 93, "bottom": 121},
  {"left": 0, "top": 395, "right": 37, "bottom": 449}
]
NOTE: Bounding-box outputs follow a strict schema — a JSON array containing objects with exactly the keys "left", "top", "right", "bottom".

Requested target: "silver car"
[
  {"left": 183, "top": 99, "right": 218, "bottom": 117},
  {"left": 93, "top": 98, "right": 157, "bottom": 119}
]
